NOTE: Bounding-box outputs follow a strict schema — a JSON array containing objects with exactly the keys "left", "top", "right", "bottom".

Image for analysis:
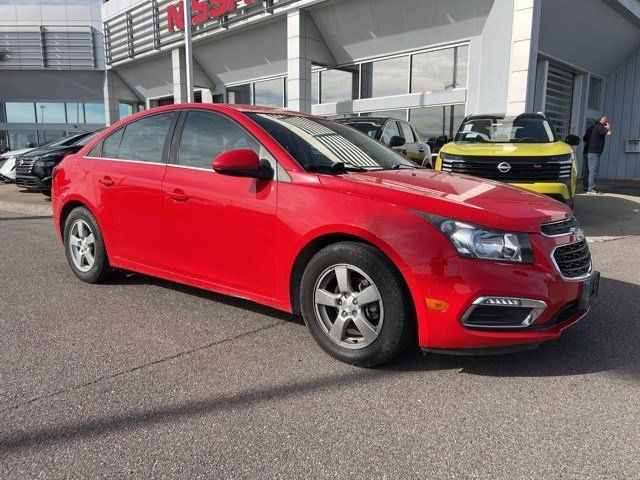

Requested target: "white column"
[
  {"left": 286, "top": 10, "right": 312, "bottom": 113},
  {"left": 182, "top": 0, "right": 194, "bottom": 102},
  {"left": 103, "top": 70, "right": 120, "bottom": 126},
  {"left": 172, "top": 47, "right": 187, "bottom": 104},
  {"left": 506, "top": 0, "right": 542, "bottom": 115}
]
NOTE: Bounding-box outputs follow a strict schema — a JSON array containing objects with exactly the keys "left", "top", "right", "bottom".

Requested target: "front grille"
[
  {"left": 463, "top": 305, "right": 535, "bottom": 329},
  {"left": 541, "top": 216, "right": 579, "bottom": 236},
  {"left": 16, "top": 177, "right": 38, "bottom": 188},
  {"left": 15, "top": 157, "right": 36, "bottom": 175},
  {"left": 441, "top": 154, "right": 573, "bottom": 182},
  {"left": 553, "top": 240, "right": 592, "bottom": 278}
]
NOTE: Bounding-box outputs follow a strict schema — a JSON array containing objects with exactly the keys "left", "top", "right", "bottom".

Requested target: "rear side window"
[
  {"left": 102, "top": 129, "right": 124, "bottom": 158},
  {"left": 177, "top": 110, "right": 259, "bottom": 170},
  {"left": 118, "top": 113, "right": 175, "bottom": 163}
]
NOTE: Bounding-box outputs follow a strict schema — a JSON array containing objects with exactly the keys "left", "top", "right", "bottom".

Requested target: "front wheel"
[
  {"left": 300, "top": 242, "right": 414, "bottom": 367},
  {"left": 63, "top": 206, "right": 114, "bottom": 283}
]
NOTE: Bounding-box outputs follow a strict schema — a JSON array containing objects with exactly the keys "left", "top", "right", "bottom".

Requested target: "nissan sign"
[{"left": 167, "top": 0, "right": 260, "bottom": 32}]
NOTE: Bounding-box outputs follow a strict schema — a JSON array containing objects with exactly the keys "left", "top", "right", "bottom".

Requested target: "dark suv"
[
  {"left": 336, "top": 117, "right": 432, "bottom": 167},
  {"left": 16, "top": 131, "right": 98, "bottom": 196}
]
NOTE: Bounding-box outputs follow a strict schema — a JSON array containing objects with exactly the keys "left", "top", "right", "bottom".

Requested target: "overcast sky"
[{"left": 0, "top": 0, "right": 102, "bottom": 4}]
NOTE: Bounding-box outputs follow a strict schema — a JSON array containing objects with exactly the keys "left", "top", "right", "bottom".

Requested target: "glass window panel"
[
  {"left": 8, "top": 131, "right": 38, "bottom": 149},
  {"left": 84, "top": 103, "right": 105, "bottom": 124},
  {"left": 311, "top": 71, "right": 320, "bottom": 104},
  {"left": 411, "top": 48, "right": 455, "bottom": 93},
  {"left": 42, "top": 131, "right": 67, "bottom": 144},
  {"left": 178, "top": 111, "right": 259, "bottom": 169},
  {"left": 118, "top": 113, "right": 175, "bottom": 162},
  {"left": 6, "top": 103, "right": 36, "bottom": 123},
  {"left": 66, "top": 103, "right": 85, "bottom": 124},
  {"left": 361, "top": 57, "right": 409, "bottom": 98},
  {"left": 381, "top": 121, "right": 401, "bottom": 144},
  {"left": 254, "top": 78, "right": 284, "bottom": 108},
  {"left": 228, "top": 84, "right": 251, "bottom": 104},
  {"left": 409, "top": 106, "right": 445, "bottom": 141},
  {"left": 119, "top": 103, "right": 134, "bottom": 119},
  {"left": 0, "top": 131, "right": 8, "bottom": 152},
  {"left": 447, "top": 104, "right": 466, "bottom": 138},
  {"left": 455, "top": 45, "right": 469, "bottom": 88},
  {"left": 320, "top": 68, "right": 358, "bottom": 103},
  {"left": 399, "top": 122, "right": 416, "bottom": 143},
  {"left": 102, "top": 129, "right": 124, "bottom": 158},
  {"left": 588, "top": 77, "right": 602, "bottom": 111},
  {"left": 36, "top": 103, "right": 66, "bottom": 123}
]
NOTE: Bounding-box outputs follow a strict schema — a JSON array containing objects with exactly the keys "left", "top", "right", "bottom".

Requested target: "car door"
[
  {"left": 90, "top": 111, "right": 178, "bottom": 269},
  {"left": 161, "top": 109, "right": 277, "bottom": 299}
]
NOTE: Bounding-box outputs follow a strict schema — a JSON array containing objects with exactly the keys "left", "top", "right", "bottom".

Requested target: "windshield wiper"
[{"left": 305, "top": 162, "right": 368, "bottom": 174}]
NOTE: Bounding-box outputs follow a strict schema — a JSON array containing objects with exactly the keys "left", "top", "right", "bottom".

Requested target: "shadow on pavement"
[
  {"left": 573, "top": 191, "right": 640, "bottom": 238},
  {"left": 0, "top": 276, "right": 636, "bottom": 454}
]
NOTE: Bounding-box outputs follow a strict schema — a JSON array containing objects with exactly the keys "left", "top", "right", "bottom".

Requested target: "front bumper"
[
  {"left": 403, "top": 235, "right": 597, "bottom": 351},
  {"left": 16, "top": 173, "right": 51, "bottom": 191},
  {"left": 508, "top": 180, "right": 573, "bottom": 201}
]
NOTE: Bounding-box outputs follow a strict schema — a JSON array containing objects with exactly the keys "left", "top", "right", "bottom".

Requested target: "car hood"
[
  {"left": 318, "top": 169, "right": 572, "bottom": 233},
  {"left": 23, "top": 146, "right": 76, "bottom": 158},
  {"left": 1, "top": 148, "right": 35, "bottom": 159},
  {"left": 441, "top": 141, "right": 572, "bottom": 157}
]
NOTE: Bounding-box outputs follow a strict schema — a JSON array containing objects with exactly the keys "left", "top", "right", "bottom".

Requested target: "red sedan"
[{"left": 51, "top": 104, "right": 599, "bottom": 366}]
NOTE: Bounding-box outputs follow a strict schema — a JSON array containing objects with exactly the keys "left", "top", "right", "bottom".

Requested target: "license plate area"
[{"left": 578, "top": 271, "right": 600, "bottom": 311}]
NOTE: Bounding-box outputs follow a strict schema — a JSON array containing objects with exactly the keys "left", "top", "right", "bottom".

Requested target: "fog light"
[
  {"left": 462, "top": 296, "right": 547, "bottom": 329},
  {"left": 425, "top": 298, "right": 448, "bottom": 312}
]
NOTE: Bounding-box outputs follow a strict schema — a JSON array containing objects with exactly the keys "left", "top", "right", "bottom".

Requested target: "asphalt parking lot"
[{"left": 1, "top": 182, "right": 640, "bottom": 479}]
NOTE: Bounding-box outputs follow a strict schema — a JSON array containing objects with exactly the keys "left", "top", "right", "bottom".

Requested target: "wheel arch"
[
  {"left": 288, "top": 229, "right": 413, "bottom": 316},
  {"left": 58, "top": 196, "right": 112, "bottom": 254}
]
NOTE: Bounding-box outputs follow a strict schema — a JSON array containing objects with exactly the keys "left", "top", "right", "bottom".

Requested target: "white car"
[{"left": 0, "top": 148, "right": 35, "bottom": 182}]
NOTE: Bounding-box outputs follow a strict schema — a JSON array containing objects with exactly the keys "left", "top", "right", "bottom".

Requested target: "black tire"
[
  {"left": 300, "top": 242, "right": 414, "bottom": 367},
  {"left": 63, "top": 206, "right": 114, "bottom": 284}
]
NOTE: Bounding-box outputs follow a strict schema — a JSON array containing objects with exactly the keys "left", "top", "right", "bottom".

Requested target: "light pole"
[{"left": 182, "top": 0, "right": 195, "bottom": 103}]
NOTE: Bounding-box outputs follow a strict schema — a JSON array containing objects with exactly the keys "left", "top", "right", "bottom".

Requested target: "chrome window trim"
[
  {"left": 461, "top": 296, "right": 548, "bottom": 329},
  {"left": 551, "top": 241, "right": 594, "bottom": 282},
  {"left": 84, "top": 156, "right": 166, "bottom": 167}
]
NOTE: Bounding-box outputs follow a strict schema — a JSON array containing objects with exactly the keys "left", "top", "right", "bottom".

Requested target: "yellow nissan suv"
[{"left": 434, "top": 113, "right": 580, "bottom": 208}]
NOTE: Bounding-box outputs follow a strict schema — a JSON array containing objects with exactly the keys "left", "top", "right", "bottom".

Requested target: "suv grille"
[
  {"left": 553, "top": 240, "right": 592, "bottom": 278},
  {"left": 441, "top": 154, "right": 573, "bottom": 182},
  {"left": 15, "top": 157, "right": 36, "bottom": 175},
  {"left": 541, "top": 216, "right": 579, "bottom": 236}
]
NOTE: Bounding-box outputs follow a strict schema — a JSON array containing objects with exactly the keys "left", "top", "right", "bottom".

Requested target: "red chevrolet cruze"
[{"left": 52, "top": 104, "right": 599, "bottom": 366}]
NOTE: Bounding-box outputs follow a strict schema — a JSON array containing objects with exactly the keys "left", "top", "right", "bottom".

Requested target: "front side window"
[
  {"left": 455, "top": 116, "right": 556, "bottom": 144},
  {"left": 102, "top": 129, "right": 124, "bottom": 158},
  {"left": 399, "top": 122, "right": 416, "bottom": 143},
  {"left": 381, "top": 121, "right": 401, "bottom": 144},
  {"left": 247, "top": 113, "right": 415, "bottom": 172},
  {"left": 178, "top": 110, "right": 259, "bottom": 170},
  {"left": 118, "top": 113, "right": 175, "bottom": 163}
]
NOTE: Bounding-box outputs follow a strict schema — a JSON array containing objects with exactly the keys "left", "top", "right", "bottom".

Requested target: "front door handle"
[
  {"left": 168, "top": 189, "right": 189, "bottom": 202},
  {"left": 99, "top": 176, "right": 114, "bottom": 187}
]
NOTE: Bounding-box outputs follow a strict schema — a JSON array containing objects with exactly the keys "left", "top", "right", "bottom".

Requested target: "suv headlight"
[{"left": 413, "top": 213, "right": 534, "bottom": 264}]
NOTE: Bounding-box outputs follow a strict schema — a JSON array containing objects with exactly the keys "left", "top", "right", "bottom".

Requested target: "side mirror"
[
  {"left": 389, "top": 135, "right": 406, "bottom": 148},
  {"left": 435, "top": 135, "right": 449, "bottom": 145},
  {"left": 421, "top": 156, "right": 433, "bottom": 169},
  {"left": 212, "top": 149, "right": 273, "bottom": 180},
  {"left": 565, "top": 134, "right": 581, "bottom": 147}
]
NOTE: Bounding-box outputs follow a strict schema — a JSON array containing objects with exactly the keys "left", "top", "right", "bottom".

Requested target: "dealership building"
[{"left": 2, "top": 0, "right": 640, "bottom": 180}]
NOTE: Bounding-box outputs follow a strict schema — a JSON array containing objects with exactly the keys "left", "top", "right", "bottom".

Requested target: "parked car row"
[
  {"left": 51, "top": 104, "right": 598, "bottom": 367},
  {"left": 1, "top": 131, "right": 100, "bottom": 196}
]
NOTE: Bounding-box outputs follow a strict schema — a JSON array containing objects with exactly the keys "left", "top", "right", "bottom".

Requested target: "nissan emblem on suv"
[{"left": 497, "top": 162, "right": 511, "bottom": 173}]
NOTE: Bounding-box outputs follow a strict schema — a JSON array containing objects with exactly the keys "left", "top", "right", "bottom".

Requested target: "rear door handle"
[
  {"left": 99, "top": 176, "right": 114, "bottom": 187},
  {"left": 168, "top": 189, "right": 189, "bottom": 202}
]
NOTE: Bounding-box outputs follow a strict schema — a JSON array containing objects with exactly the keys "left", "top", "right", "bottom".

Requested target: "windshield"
[
  {"left": 44, "top": 132, "right": 91, "bottom": 148},
  {"left": 455, "top": 116, "right": 556, "bottom": 143},
  {"left": 247, "top": 114, "right": 415, "bottom": 172}
]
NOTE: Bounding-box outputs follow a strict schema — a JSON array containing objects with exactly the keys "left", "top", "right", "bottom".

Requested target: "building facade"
[{"left": 0, "top": 3, "right": 107, "bottom": 151}]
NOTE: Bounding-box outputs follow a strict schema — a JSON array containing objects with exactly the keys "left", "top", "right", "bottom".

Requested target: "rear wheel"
[
  {"left": 63, "top": 207, "right": 114, "bottom": 283},
  {"left": 300, "top": 242, "right": 414, "bottom": 367}
]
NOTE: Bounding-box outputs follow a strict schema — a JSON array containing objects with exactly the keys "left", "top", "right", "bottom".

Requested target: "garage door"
[{"left": 545, "top": 65, "right": 575, "bottom": 139}]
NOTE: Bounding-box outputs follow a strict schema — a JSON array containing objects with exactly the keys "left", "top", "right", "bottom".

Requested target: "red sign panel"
[{"left": 167, "top": 0, "right": 259, "bottom": 33}]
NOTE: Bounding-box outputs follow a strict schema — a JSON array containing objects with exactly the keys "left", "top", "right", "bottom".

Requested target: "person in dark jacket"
[{"left": 582, "top": 115, "right": 611, "bottom": 194}]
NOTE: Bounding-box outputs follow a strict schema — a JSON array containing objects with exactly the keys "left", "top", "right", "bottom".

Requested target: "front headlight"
[{"left": 413, "top": 213, "right": 534, "bottom": 264}]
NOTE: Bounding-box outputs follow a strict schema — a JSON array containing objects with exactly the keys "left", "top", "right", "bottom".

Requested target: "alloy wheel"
[
  {"left": 313, "top": 264, "right": 384, "bottom": 349},
  {"left": 68, "top": 219, "right": 96, "bottom": 273}
]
